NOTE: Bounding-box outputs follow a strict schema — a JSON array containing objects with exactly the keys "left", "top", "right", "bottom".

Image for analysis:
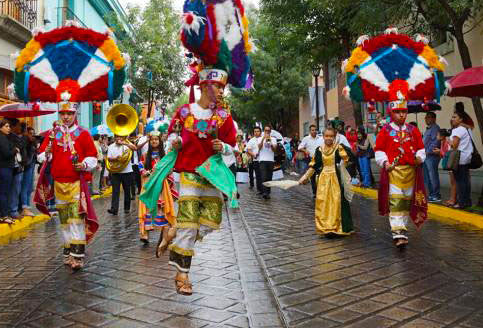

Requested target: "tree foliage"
[
  {"left": 228, "top": 10, "right": 311, "bottom": 134},
  {"left": 107, "top": 0, "right": 186, "bottom": 112}
]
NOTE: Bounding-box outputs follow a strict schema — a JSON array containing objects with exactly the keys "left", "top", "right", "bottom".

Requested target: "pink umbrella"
[
  {"left": 0, "top": 103, "right": 56, "bottom": 118},
  {"left": 448, "top": 66, "right": 483, "bottom": 97}
]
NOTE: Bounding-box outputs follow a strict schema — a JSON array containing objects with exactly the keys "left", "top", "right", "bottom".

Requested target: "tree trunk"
[
  {"left": 352, "top": 101, "right": 363, "bottom": 127},
  {"left": 453, "top": 28, "right": 483, "bottom": 207}
]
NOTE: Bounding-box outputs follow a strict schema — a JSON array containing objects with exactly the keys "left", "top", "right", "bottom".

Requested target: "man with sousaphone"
[{"left": 105, "top": 104, "right": 138, "bottom": 216}]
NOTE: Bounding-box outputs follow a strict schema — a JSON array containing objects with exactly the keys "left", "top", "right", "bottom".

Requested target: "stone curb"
[
  {"left": 352, "top": 186, "right": 483, "bottom": 229},
  {"left": 0, "top": 188, "right": 113, "bottom": 241}
]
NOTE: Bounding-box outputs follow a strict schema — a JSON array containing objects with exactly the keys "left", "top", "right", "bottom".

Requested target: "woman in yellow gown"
[{"left": 299, "top": 128, "right": 356, "bottom": 236}]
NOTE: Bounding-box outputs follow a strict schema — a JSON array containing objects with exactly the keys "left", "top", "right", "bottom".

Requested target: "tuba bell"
[{"left": 105, "top": 104, "right": 139, "bottom": 173}]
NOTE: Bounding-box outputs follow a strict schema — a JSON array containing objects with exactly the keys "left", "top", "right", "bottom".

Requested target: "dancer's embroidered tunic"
[
  {"left": 374, "top": 123, "right": 425, "bottom": 240},
  {"left": 138, "top": 151, "right": 178, "bottom": 237},
  {"left": 168, "top": 103, "right": 236, "bottom": 272},
  {"left": 302, "top": 143, "right": 356, "bottom": 235},
  {"left": 38, "top": 124, "right": 98, "bottom": 258}
]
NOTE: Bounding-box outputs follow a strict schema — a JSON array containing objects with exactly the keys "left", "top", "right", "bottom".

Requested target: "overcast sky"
[{"left": 119, "top": 0, "right": 259, "bottom": 13}]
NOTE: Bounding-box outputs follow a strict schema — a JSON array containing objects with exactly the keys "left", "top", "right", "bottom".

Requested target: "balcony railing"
[
  {"left": 0, "top": 0, "right": 37, "bottom": 30},
  {"left": 58, "top": 6, "right": 87, "bottom": 28}
]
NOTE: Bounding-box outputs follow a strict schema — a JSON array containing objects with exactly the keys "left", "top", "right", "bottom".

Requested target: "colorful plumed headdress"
[
  {"left": 12, "top": 22, "right": 129, "bottom": 106},
  {"left": 342, "top": 28, "right": 448, "bottom": 110},
  {"left": 181, "top": 0, "right": 254, "bottom": 93}
]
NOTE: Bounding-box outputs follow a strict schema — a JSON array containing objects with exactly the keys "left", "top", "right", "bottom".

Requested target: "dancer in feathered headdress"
[
  {"left": 140, "top": 0, "right": 254, "bottom": 295},
  {"left": 343, "top": 29, "right": 447, "bottom": 248},
  {"left": 14, "top": 23, "right": 129, "bottom": 270}
]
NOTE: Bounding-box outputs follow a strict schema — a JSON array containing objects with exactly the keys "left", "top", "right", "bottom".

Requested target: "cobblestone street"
[{"left": 0, "top": 184, "right": 483, "bottom": 327}]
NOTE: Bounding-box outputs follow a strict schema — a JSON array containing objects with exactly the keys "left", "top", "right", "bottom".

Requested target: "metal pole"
[{"left": 315, "top": 75, "right": 320, "bottom": 133}]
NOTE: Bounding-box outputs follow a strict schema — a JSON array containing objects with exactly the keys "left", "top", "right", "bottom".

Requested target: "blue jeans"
[
  {"left": 295, "top": 158, "right": 308, "bottom": 175},
  {"left": 20, "top": 163, "right": 35, "bottom": 209},
  {"left": 358, "top": 156, "right": 371, "bottom": 187},
  {"left": 454, "top": 164, "right": 471, "bottom": 208},
  {"left": 8, "top": 170, "right": 23, "bottom": 216},
  {"left": 423, "top": 155, "right": 441, "bottom": 199},
  {"left": 0, "top": 168, "right": 14, "bottom": 217}
]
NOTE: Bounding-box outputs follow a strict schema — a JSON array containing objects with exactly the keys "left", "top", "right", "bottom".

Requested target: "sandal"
[
  {"left": 70, "top": 257, "right": 84, "bottom": 271},
  {"left": 0, "top": 217, "right": 14, "bottom": 224},
  {"left": 156, "top": 226, "right": 176, "bottom": 258},
  {"left": 395, "top": 238, "right": 408, "bottom": 249},
  {"left": 444, "top": 200, "right": 456, "bottom": 207},
  {"left": 174, "top": 274, "right": 193, "bottom": 295}
]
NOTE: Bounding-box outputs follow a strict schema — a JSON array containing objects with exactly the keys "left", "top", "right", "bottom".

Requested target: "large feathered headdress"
[
  {"left": 342, "top": 28, "right": 448, "bottom": 109},
  {"left": 12, "top": 23, "right": 129, "bottom": 105},
  {"left": 181, "top": 0, "right": 254, "bottom": 91}
]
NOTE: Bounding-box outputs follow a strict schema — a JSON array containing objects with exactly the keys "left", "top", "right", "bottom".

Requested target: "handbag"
[
  {"left": 442, "top": 149, "right": 460, "bottom": 171},
  {"left": 467, "top": 129, "right": 482, "bottom": 169}
]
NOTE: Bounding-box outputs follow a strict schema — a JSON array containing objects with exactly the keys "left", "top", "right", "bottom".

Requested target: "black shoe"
[
  {"left": 107, "top": 209, "right": 117, "bottom": 216},
  {"left": 249, "top": 185, "right": 254, "bottom": 190},
  {"left": 124, "top": 209, "right": 130, "bottom": 214},
  {"left": 257, "top": 191, "right": 263, "bottom": 195},
  {"left": 263, "top": 194, "right": 270, "bottom": 200}
]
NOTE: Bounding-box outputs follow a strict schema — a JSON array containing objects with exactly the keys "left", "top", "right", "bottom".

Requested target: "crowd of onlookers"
[
  {"left": 0, "top": 118, "right": 38, "bottom": 223},
  {"left": 291, "top": 102, "right": 478, "bottom": 209}
]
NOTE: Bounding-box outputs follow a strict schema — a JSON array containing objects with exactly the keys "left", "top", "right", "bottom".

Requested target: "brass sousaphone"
[{"left": 105, "top": 104, "right": 139, "bottom": 173}]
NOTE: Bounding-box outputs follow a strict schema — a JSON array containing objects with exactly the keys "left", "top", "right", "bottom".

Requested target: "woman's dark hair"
[
  {"left": 454, "top": 105, "right": 474, "bottom": 128},
  {"left": 357, "top": 128, "right": 367, "bottom": 140},
  {"left": 0, "top": 119, "right": 10, "bottom": 129},
  {"left": 454, "top": 109, "right": 472, "bottom": 125},
  {"left": 144, "top": 136, "right": 165, "bottom": 170}
]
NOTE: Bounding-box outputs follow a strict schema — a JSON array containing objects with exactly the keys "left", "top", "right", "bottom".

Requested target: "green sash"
[
  {"left": 140, "top": 151, "right": 239, "bottom": 217},
  {"left": 196, "top": 153, "right": 239, "bottom": 208},
  {"left": 139, "top": 150, "right": 178, "bottom": 218}
]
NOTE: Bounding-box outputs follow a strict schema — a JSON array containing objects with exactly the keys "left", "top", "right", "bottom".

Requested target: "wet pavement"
[
  {"left": 0, "top": 184, "right": 482, "bottom": 327},
  {"left": 237, "top": 183, "right": 483, "bottom": 327}
]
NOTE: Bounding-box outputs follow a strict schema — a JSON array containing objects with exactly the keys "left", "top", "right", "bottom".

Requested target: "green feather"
[
  {"left": 214, "top": 40, "right": 233, "bottom": 73},
  {"left": 14, "top": 71, "right": 25, "bottom": 101},
  {"left": 113, "top": 68, "right": 127, "bottom": 100}
]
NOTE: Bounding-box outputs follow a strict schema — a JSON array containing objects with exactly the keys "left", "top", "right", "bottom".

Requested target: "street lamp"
[{"left": 312, "top": 66, "right": 322, "bottom": 133}]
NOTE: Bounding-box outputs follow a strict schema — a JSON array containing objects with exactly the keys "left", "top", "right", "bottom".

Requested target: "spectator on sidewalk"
[
  {"left": 435, "top": 129, "right": 456, "bottom": 207},
  {"left": 423, "top": 112, "right": 441, "bottom": 202},
  {"left": 6, "top": 118, "right": 26, "bottom": 220},
  {"left": 356, "top": 129, "right": 372, "bottom": 188},
  {"left": 0, "top": 120, "right": 16, "bottom": 224},
  {"left": 298, "top": 125, "right": 322, "bottom": 197},
  {"left": 450, "top": 110, "right": 474, "bottom": 209},
  {"left": 258, "top": 126, "right": 277, "bottom": 200},
  {"left": 20, "top": 125, "right": 37, "bottom": 217}
]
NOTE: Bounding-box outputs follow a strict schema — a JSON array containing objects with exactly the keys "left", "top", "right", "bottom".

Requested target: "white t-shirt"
[
  {"left": 257, "top": 136, "right": 277, "bottom": 162},
  {"left": 222, "top": 145, "right": 236, "bottom": 167},
  {"left": 336, "top": 133, "right": 351, "bottom": 149},
  {"left": 138, "top": 135, "right": 149, "bottom": 156},
  {"left": 246, "top": 137, "right": 260, "bottom": 161},
  {"left": 107, "top": 143, "right": 133, "bottom": 174},
  {"left": 450, "top": 126, "right": 474, "bottom": 165},
  {"left": 298, "top": 135, "right": 322, "bottom": 157}
]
